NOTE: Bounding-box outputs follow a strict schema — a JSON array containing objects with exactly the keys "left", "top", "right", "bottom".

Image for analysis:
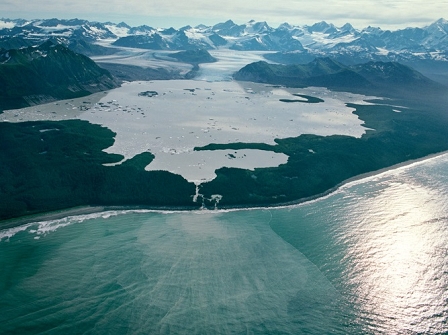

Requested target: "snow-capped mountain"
[
  {"left": 1, "top": 17, "right": 447, "bottom": 64},
  {"left": 0, "top": 18, "right": 115, "bottom": 44}
]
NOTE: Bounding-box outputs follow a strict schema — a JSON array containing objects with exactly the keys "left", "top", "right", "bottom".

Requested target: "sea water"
[{"left": 1, "top": 153, "right": 448, "bottom": 334}]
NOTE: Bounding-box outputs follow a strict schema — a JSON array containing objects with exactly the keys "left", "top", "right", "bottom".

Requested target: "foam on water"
[
  {"left": 0, "top": 207, "right": 268, "bottom": 242},
  {"left": 338, "top": 152, "right": 448, "bottom": 190},
  {"left": 0, "top": 212, "right": 116, "bottom": 242},
  {"left": 2, "top": 149, "right": 448, "bottom": 333},
  {"left": 0, "top": 210, "right": 348, "bottom": 334}
]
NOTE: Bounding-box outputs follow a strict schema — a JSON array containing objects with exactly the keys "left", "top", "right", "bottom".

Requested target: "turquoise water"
[{"left": 1, "top": 154, "right": 448, "bottom": 334}]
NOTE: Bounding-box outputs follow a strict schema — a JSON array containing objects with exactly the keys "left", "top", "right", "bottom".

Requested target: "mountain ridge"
[
  {"left": 1, "top": 17, "right": 447, "bottom": 61},
  {"left": 233, "top": 58, "right": 445, "bottom": 97},
  {"left": 0, "top": 40, "right": 119, "bottom": 111},
  {"left": 2, "top": 18, "right": 448, "bottom": 221}
]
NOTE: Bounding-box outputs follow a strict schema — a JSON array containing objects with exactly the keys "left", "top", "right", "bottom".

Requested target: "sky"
[{"left": 1, "top": 0, "right": 447, "bottom": 30}]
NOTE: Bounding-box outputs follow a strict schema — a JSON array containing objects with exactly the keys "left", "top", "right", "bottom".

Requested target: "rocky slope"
[
  {"left": 1, "top": 17, "right": 447, "bottom": 62},
  {"left": 233, "top": 58, "right": 445, "bottom": 97},
  {"left": 0, "top": 40, "right": 119, "bottom": 111}
]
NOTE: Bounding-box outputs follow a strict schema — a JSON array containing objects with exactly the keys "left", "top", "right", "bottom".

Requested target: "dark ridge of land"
[
  {"left": 0, "top": 120, "right": 199, "bottom": 224},
  {"left": 97, "top": 63, "right": 183, "bottom": 83},
  {"left": 195, "top": 92, "right": 448, "bottom": 208},
  {"left": 67, "top": 39, "right": 120, "bottom": 57},
  {"left": 170, "top": 49, "right": 217, "bottom": 79},
  {"left": 263, "top": 52, "right": 448, "bottom": 88},
  {"left": 233, "top": 58, "right": 446, "bottom": 99},
  {"left": 170, "top": 49, "right": 217, "bottom": 64},
  {"left": 2, "top": 70, "right": 448, "bottom": 226},
  {"left": 0, "top": 41, "right": 119, "bottom": 112}
]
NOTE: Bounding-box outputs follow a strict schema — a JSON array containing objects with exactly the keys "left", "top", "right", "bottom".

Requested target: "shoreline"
[
  {"left": 266, "top": 149, "right": 448, "bottom": 209},
  {"left": 1, "top": 150, "right": 447, "bottom": 231}
]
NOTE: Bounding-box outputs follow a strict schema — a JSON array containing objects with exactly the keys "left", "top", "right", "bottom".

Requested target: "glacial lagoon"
[
  {"left": 1, "top": 49, "right": 446, "bottom": 334},
  {"left": 0, "top": 78, "right": 378, "bottom": 183}
]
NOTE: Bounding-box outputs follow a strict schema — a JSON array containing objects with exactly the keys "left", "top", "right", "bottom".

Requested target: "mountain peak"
[
  {"left": 310, "top": 57, "right": 345, "bottom": 73},
  {"left": 425, "top": 18, "right": 448, "bottom": 36},
  {"left": 308, "top": 21, "right": 337, "bottom": 34},
  {"left": 195, "top": 24, "right": 209, "bottom": 30},
  {"left": 434, "top": 18, "right": 448, "bottom": 25},
  {"left": 180, "top": 25, "right": 192, "bottom": 31},
  {"left": 244, "top": 20, "right": 271, "bottom": 34},
  {"left": 212, "top": 20, "right": 244, "bottom": 37},
  {"left": 213, "top": 20, "right": 236, "bottom": 30},
  {"left": 341, "top": 23, "right": 355, "bottom": 32},
  {"left": 428, "top": 18, "right": 448, "bottom": 29},
  {"left": 278, "top": 22, "right": 293, "bottom": 30},
  {"left": 2, "top": 16, "right": 448, "bottom": 64},
  {"left": 117, "top": 21, "right": 131, "bottom": 29},
  {"left": 38, "top": 39, "right": 57, "bottom": 50}
]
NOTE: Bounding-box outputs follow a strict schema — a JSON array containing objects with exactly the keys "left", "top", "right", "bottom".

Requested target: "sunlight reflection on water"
[
  {"left": 2, "top": 154, "right": 448, "bottom": 334},
  {"left": 339, "top": 177, "right": 448, "bottom": 333},
  {"left": 271, "top": 153, "right": 448, "bottom": 334}
]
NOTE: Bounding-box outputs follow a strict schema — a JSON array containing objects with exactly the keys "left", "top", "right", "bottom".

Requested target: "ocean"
[{"left": 1, "top": 153, "right": 448, "bottom": 334}]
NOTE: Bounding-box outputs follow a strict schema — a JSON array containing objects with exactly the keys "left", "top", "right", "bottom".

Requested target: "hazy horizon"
[{"left": 1, "top": 0, "right": 447, "bottom": 30}]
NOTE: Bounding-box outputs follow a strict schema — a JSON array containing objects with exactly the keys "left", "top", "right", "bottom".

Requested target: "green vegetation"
[
  {"left": 2, "top": 90, "right": 448, "bottom": 221},
  {"left": 0, "top": 37, "right": 34, "bottom": 50},
  {"left": 2, "top": 92, "right": 448, "bottom": 221},
  {"left": 233, "top": 58, "right": 445, "bottom": 98},
  {"left": 0, "top": 41, "right": 119, "bottom": 111},
  {"left": 2, "top": 50, "right": 448, "bottom": 221},
  {"left": 233, "top": 58, "right": 370, "bottom": 90},
  {"left": 0, "top": 120, "right": 198, "bottom": 222},
  {"left": 196, "top": 97, "right": 448, "bottom": 208}
]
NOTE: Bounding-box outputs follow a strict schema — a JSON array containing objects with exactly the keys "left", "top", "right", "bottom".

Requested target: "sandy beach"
[
  {"left": 2, "top": 150, "right": 446, "bottom": 232},
  {"left": 1, "top": 49, "right": 445, "bottom": 228}
]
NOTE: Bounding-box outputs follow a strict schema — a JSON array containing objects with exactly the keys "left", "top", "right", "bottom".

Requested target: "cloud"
[{"left": 1, "top": 0, "right": 447, "bottom": 29}]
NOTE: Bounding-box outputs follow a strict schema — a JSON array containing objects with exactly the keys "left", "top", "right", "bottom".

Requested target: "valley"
[{"left": 1, "top": 17, "right": 448, "bottom": 223}]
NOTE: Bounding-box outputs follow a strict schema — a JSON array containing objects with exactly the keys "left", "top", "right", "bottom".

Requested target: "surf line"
[{"left": 2, "top": 151, "right": 448, "bottom": 233}]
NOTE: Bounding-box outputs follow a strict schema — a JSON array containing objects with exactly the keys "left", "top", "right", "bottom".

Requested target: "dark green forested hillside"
[
  {"left": 0, "top": 41, "right": 119, "bottom": 111},
  {"left": 0, "top": 120, "right": 198, "bottom": 221},
  {"left": 1, "top": 51, "right": 448, "bottom": 223},
  {"left": 233, "top": 58, "right": 445, "bottom": 97},
  {"left": 196, "top": 97, "right": 448, "bottom": 207}
]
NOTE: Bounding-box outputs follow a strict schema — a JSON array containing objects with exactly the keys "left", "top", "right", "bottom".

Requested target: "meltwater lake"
[
  {"left": 1, "top": 48, "right": 448, "bottom": 334},
  {"left": 1, "top": 151, "right": 448, "bottom": 334}
]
